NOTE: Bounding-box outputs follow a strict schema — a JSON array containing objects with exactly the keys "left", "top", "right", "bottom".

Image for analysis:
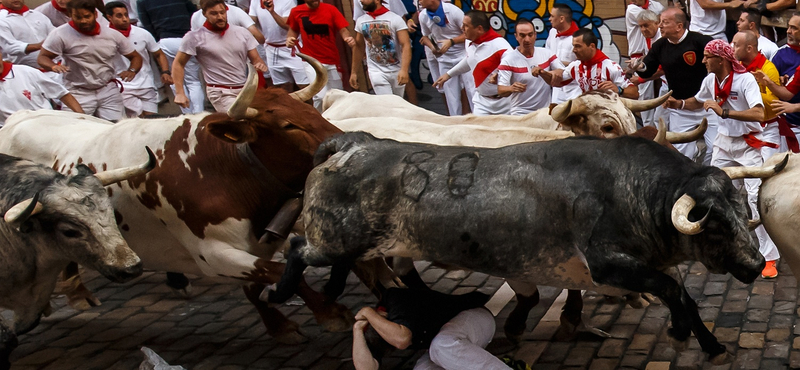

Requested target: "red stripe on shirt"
[
  {"left": 539, "top": 55, "right": 557, "bottom": 69},
  {"left": 473, "top": 49, "right": 507, "bottom": 88},
  {"left": 498, "top": 65, "right": 528, "bottom": 73}
]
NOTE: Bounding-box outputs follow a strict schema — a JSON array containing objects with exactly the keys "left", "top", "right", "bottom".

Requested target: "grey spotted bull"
[
  {"left": 0, "top": 151, "right": 154, "bottom": 368},
  {"left": 273, "top": 132, "right": 780, "bottom": 364}
]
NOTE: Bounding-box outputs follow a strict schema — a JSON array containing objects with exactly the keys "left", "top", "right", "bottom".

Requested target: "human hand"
[
  {"left": 597, "top": 80, "right": 618, "bottom": 92},
  {"left": 773, "top": 100, "right": 800, "bottom": 115},
  {"left": 665, "top": 96, "right": 681, "bottom": 109},
  {"left": 354, "top": 319, "right": 370, "bottom": 332},
  {"left": 174, "top": 92, "right": 190, "bottom": 108},
  {"left": 397, "top": 70, "right": 409, "bottom": 86},
  {"left": 407, "top": 19, "right": 417, "bottom": 32},
  {"left": 728, "top": 0, "right": 744, "bottom": 8},
  {"left": 161, "top": 73, "right": 174, "bottom": 85},
  {"left": 349, "top": 73, "right": 359, "bottom": 89},
  {"left": 119, "top": 70, "right": 136, "bottom": 82},
  {"left": 780, "top": 75, "right": 790, "bottom": 85},
  {"left": 355, "top": 306, "right": 375, "bottom": 321},
  {"left": 531, "top": 66, "right": 545, "bottom": 77},
  {"left": 703, "top": 100, "right": 723, "bottom": 116},
  {"left": 254, "top": 61, "right": 268, "bottom": 73},
  {"left": 344, "top": 36, "right": 356, "bottom": 48},
  {"left": 433, "top": 73, "right": 450, "bottom": 88},
  {"left": 287, "top": 36, "right": 297, "bottom": 48},
  {"left": 52, "top": 64, "right": 69, "bottom": 73},
  {"left": 510, "top": 81, "right": 527, "bottom": 93},
  {"left": 437, "top": 39, "right": 452, "bottom": 54},
  {"left": 488, "top": 71, "right": 498, "bottom": 85}
]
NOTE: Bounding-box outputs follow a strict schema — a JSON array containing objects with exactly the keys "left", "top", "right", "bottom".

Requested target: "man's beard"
[{"left": 363, "top": 2, "right": 378, "bottom": 12}]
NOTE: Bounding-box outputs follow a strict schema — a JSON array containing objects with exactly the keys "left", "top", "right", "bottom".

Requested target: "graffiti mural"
[{"left": 453, "top": 0, "right": 631, "bottom": 63}]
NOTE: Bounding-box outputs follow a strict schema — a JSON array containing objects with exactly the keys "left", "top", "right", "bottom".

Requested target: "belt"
[
  {"left": 267, "top": 43, "right": 286, "bottom": 48},
  {"left": 483, "top": 94, "right": 502, "bottom": 100},
  {"left": 207, "top": 84, "right": 244, "bottom": 89}
]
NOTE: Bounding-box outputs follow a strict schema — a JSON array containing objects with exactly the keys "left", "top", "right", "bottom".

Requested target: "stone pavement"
[{"left": 5, "top": 257, "right": 800, "bottom": 370}]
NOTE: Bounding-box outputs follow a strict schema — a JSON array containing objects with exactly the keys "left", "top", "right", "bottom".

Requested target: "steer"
[
  {"left": 274, "top": 132, "right": 784, "bottom": 364},
  {"left": 759, "top": 152, "right": 800, "bottom": 281},
  {"left": 0, "top": 151, "right": 153, "bottom": 368},
  {"left": 0, "top": 54, "right": 352, "bottom": 344}
]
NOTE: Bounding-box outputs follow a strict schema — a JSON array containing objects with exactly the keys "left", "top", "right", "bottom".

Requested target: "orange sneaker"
[{"left": 762, "top": 260, "right": 778, "bottom": 279}]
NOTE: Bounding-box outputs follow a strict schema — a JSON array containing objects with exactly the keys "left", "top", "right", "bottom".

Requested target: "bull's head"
[
  {"left": 3, "top": 149, "right": 156, "bottom": 282},
  {"left": 550, "top": 90, "right": 671, "bottom": 138},
  {"left": 203, "top": 54, "right": 343, "bottom": 190},
  {"left": 669, "top": 156, "right": 788, "bottom": 283}
]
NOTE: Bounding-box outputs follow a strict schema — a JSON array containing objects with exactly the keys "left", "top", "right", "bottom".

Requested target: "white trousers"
[
  {"left": 471, "top": 92, "right": 510, "bottom": 116},
  {"left": 668, "top": 107, "right": 718, "bottom": 165},
  {"left": 64, "top": 82, "right": 124, "bottom": 121},
  {"left": 413, "top": 308, "right": 510, "bottom": 370},
  {"left": 160, "top": 37, "right": 205, "bottom": 114},
  {"left": 304, "top": 62, "right": 342, "bottom": 112},
  {"left": 712, "top": 134, "right": 779, "bottom": 261},
  {"left": 761, "top": 120, "right": 781, "bottom": 161},
  {"left": 266, "top": 44, "right": 309, "bottom": 86},
  {"left": 437, "top": 58, "right": 474, "bottom": 116},
  {"left": 369, "top": 69, "right": 405, "bottom": 96},
  {"left": 638, "top": 79, "right": 656, "bottom": 127},
  {"left": 206, "top": 86, "right": 243, "bottom": 113}
]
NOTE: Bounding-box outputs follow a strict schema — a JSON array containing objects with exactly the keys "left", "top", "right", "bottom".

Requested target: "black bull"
[{"left": 274, "top": 132, "right": 764, "bottom": 362}]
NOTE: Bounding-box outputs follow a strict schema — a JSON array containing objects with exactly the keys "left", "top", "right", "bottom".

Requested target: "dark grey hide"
[{"left": 280, "top": 132, "right": 764, "bottom": 361}]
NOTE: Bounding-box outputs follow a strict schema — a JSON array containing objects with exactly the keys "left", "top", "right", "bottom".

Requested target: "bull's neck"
[{"left": 243, "top": 141, "right": 312, "bottom": 193}]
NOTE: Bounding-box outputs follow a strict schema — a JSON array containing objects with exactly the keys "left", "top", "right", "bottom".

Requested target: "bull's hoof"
[
  {"left": 274, "top": 330, "right": 308, "bottom": 345},
  {"left": 668, "top": 336, "right": 689, "bottom": 351},
  {"left": 169, "top": 284, "right": 193, "bottom": 300},
  {"left": 503, "top": 325, "right": 524, "bottom": 345},
  {"left": 554, "top": 319, "right": 579, "bottom": 341},
  {"left": 316, "top": 302, "right": 355, "bottom": 333},
  {"left": 708, "top": 351, "right": 733, "bottom": 365},
  {"left": 67, "top": 295, "right": 101, "bottom": 311}
]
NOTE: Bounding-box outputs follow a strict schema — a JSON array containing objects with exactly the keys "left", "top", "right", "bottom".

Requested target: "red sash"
[
  {"left": 778, "top": 116, "right": 800, "bottom": 152},
  {"left": 109, "top": 23, "right": 131, "bottom": 37},
  {"left": 0, "top": 4, "right": 29, "bottom": 15},
  {"left": 203, "top": 21, "right": 229, "bottom": 36},
  {"left": 69, "top": 20, "right": 101, "bottom": 36},
  {"left": 0, "top": 62, "right": 12, "bottom": 81},
  {"left": 366, "top": 6, "right": 389, "bottom": 19},
  {"left": 714, "top": 71, "right": 735, "bottom": 107},
  {"left": 743, "top": 133, "right": 779, "bottom": 149},
  {"left": 556, "top": 22, "right": 579, "bottom": 37}
]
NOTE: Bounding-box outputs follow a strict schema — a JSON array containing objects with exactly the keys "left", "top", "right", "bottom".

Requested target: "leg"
[
  {"left": 242, "top": 283, "right": 306, "bottom": 344},
  {"left": 0, "top": 319, "right": 16, "bottom": 370},
  {"left": 165, "top": 272, "right": 192, "bottom": 298},
  {"left": 428, "top": 308, "right": 510, "bottom": 370},
  {"left": 56, "top": 262, "right": 101, "bottom": 310},
  {"left": 94, "top": 83, "right": 125, "bottom": 121},
  {"left": 323, "top": 260, "right": 353, "bottom": 300},
  {"left": 504, "top": 280, "right": 539, "bottom": 343}
]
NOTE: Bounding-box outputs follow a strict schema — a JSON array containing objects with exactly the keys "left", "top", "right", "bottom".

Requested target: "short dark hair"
[
  {"left": 574, "top": 28, "right": 597, "bottom": 47},
  {"left": 67, "top": 0, "right": 97, "bottom": 14},
  {"left": 465, "top": 10, "right": 490, "bottom": 31},
  {"left": 515, "top": 18, "right": 534, "bottom": 33},
  {"left": 200, "top": 0, "right": 226, "bottom": 12},
  {"left": 552, "top": 4, "right": 573, "bottom": 22},
  {"left": 742, "top": 8, "right": 762, "bottom": 29},
  {"left": 104, "top": 1, "right": 127, "bottom": 17}
]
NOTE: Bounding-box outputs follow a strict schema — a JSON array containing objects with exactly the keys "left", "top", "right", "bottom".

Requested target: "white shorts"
[
  {"left": 122, "top": 88, "right": 159, "bottom": 117},
  {"left": 368, "top": 69, "right": 404, "bottom": 96},
  {"left": 206, "top": 86, "right": 243, "bottom": 113},
  {"left": 266, "top": 44, "right": 310, "bottom": 86},
  {"left": 65, "top": 81, "right": 124, "bottom": 121}
]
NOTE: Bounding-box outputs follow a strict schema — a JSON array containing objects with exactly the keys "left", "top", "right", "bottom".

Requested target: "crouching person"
[{"left": 352, "top": 288, "right": 511, "bottom": 370}]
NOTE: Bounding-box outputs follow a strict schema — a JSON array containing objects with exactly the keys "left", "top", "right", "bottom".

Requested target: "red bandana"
[
  {"left": 367, "top": 6, "right": 389, "bottom": 19},
  {"left": 69, "top": 20, "right": 101, "bottom": 36},
  {"left": 641, "top": 0, "right": 649, "bottom": 9},
  {"left": 715, "top": 71, "right": 735, "bottom": 107},
  {"left": 472, "top": 28, "right": 501, "bottom": 45},
  {"left": 556, "top": 22, "right": 579, "bottom": 37},
  {"left": 51, "top": 0, "right": 67, "bottom": 12},
  {"left": 203, "top": 20, "right": 229, "bottom": 36},
  {"left": 789, "top": 44, "right": 800, "bottom": 53},
  {"left": 0, "top": 4, "right": 29, "bottom": 15},
  {"left": 0, "top": 62, "right": 12, "bottom": 81},
  {"left": 580, "top": 49, "right": 609, "bottom": 72},
  {"left": 743, "top": 53, "right": 767, "bottom": 72},
  {"left": 109, "top": 23, "right": 131, "bottom": 37}
]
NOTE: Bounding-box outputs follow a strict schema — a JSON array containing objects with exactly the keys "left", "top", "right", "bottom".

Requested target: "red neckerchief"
[
  {"left": 789, "top": 44, "right": 800, "bottom": 53},
  {"left": 715, "top": 70, "right": 735, "bottom": 107},
  {"left": 556, "top": 22, "right": 579, "bottom": 37},
  {"left": 109, "top": 23, "right": 131, "bottom": 37},
  {"left": 69, "top": 20, "right": 101, "bottom": 36},
  {"left": 203, "top": 20, "right": 229, "bottom": 36},
  {"left": 472, "top": 29, "right": 501, "bottom": 45},
  {"left": 367, "top": 6, "right": 389, "bottom": 18},
  {"left": 0, "top": 4, "right": 29, "bottom": 15},
  {"left": 641, "top": 0, "right": 650, "bottom": 9},
  {"left": 744, "top": 53, "right": 767, "bottom": 72},
  {"left": 580, "top": 49, "right": 609, "bottom": 73},
  {"left": 51, "top": 0, "right": 67, "bottom": 12},
  {"left": 0, "top": 62, "right": 12, "bottom": 81}
]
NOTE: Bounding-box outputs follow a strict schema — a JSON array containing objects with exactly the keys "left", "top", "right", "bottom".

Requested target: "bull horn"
[
  {"left": 620, "top": 90, "right": 672, "bottom": 113},
  {"left": 550, "top": 98, "right": 587, "bottom": 122},
  {"left": 666, "top": 118, "right": 708, "bottom": 144},
  {"left": 94, "top": 147, "right": 157, "bottom": 186},
  {"left": 748, "top": 218, "right": 761, "bottom": 231},
  {"left": 671, "top": 194, "right": 709, "bottom": 235},
  {"left": 4, "top": 192, "right": 43, "bottom": 227},
  {"left": 289, "top": 53, "right": 328, "bottom": 102},
  {"left": 721, "top": 154, "right": 789, "bottom": 180},
  {"left": 227, "top": 64, "right": 260, "bottom": 120},
  {"left": 654, "top": 118, "right": 668, "bottom": 145}
]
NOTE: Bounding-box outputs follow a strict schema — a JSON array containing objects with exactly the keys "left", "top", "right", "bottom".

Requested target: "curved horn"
[
  {"left": 748, "top": 218, "right": 761, "bottom": 231},
  {"left": 654, "top": 118, "right": 668, "bottom": 146},
  {"left": 550, "top": 98, "right": 588, "bottom": 122},
  {"left": 4, "top": 192, "right": 43, "bottom": 227},
  {"left": 620, "top": 90, "right": 673, "bottom": 113},
  {"left": 290, "top": 53, "right": 328, "bottom": 102},
  {"left": 666, "top": 118, "right": 708, "bottom": 144},
  {"left": 671, "top": 194, "right": 709, "bottom": 235},
  {"left": 227, "top": 64, "right": 260, "bottom": 120},
  {"left": 722, "top": 154, "right": 789, "bottom": 180},
  {"left": 94, "top": 147, "right": 157, "bottom": 186}
]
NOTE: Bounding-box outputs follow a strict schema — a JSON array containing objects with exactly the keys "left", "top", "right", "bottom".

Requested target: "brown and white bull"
[{"left": 0, "top": 55, "right": 353, "bottom": 344}]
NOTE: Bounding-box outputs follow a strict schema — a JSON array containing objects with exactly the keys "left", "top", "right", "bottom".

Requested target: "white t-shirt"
[
  {"left": 355, "top": 12, "right": 407, "bottom": 75},
  {"left": 545, "top": 27, "right": 581, "bottom": 103},
  {"left": 0, "top": 8, "right": 54, "bottom": 68},
  {"left": 758, "top": 35, "right": 779, "bottom": 61},
  {"left": 190, "top": 5, "right": 255, "bottom": 31},
  {"left": 249, "top": 0, "right": 293, "bottom": 44},
  {"left": 562, "top": 57, "right": 632, "bottom": 94},
  {"left": 112, "top": 26, "right": 160, "bottom": 90},
  {"left": 689, "top": 0, "right": 725, "bottom": 37},
  {"left": 353, "top": 0, "right": 407, "bottom": 20},
  {"left": 180, "top": 25, "right": 258, "bottom": 86},
  {"left": 33, "top": 2, "right": 108, "bottom": 28},
  {"left": 498, "top": 47, "right": 564, "bottom": 114},
  {"left": 625, "top": 1, "right": 664, "bottom": 56},
  {"left": 0, "top": 63, "right": 68, "bottom": 123},
  {"left": 695, "top": 72, "right": 763, "bottom": 137},
  {"left": 418, "top": 2, "right": 465, "bottom": 63},
  {"left": 42, "top": 23, "right": 135, "bottom": 90}
]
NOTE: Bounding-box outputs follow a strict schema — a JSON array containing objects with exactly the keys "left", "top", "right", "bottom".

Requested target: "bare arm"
[
  {"left": 247, "top": 48, "right": 268, "bottom": 72},
  {"left": 266, "top": 2, "right": 290, "bottom": 30},
  {"left": 621, "top": 84, "right": 639, "bottom": 99},
  {"left": 171, "top": 52, "right": 191, "bottom": 108},
  {"left": 287, "top": 27, "right": 299, "bottom": 47},
  {"left": 695, "top": 0, "right": 743, "bottom": 10},
  {"left": 119, "top": 50, "right": 143, "bottom": 82},
  {"left": 352, "top": 321, "right": 380, "bottom": 370},
  {"left": 58, "top": 93, "right": 84, "bottom": 114},
  {"left": 396, "top": 29, "right": 411, "bottom": 86},
  {"left": 339, "top": 27, "right": 355, "bottom": 48},
  {"left": 753, "top": 70, "right": 794, "bottom": 100},
  {"left": 355, "top": 307, "right": 412, "bottom": 350},
  {"left": 37, "top": 48, "right": 69, "bottom": 73},
  {"left": 766, "top": 0, "right": 795, "bottom": 11},
  {"left": 247, "top": 25, "right": 266, "bottom": 44},
  {"left": 152, "top": 49, "right": 174, "bottom": 85},
  {"left": 666, "top": 96, "right": 703, "bottom": 110},
  {"left": 350, "top": 32, "right": 365, "bottom": 90}
]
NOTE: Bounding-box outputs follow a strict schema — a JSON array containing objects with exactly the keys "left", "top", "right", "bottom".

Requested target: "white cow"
[{"left": 759, "top": 152, "right": 800, "bottom": 282}]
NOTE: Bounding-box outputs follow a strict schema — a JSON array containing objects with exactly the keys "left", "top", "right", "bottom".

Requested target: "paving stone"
[
  {"left": 766, "top": 328, "right": 790, "bottom": 342},
  {"left": 597, "top": 339, "right": 626, "bottom": 358},
  {"left": 769, "top": 315, "right": 794, "bottom": 329},
  {"left": 563, "top": 346, "right": 594, "bottom": 367},
  {"left": 644, "top": 361, "right": 671, "bottom": 370},
  {"left": 763, "top": 342, "right": 790, "bottom": 359},
  {"left": 733, "top": 349, "right": 763, "bottom": 370},
  {"left": 588, "top": 358, "right": 619, "bottom": 370},
  {"left": 675, "top": 349, "right": 701, "bottom": 370},
  {"left": 747, "top": 295, "right": 773, "bottom": 310},
  {"left": 750, "top": 282, "right": 774, "bottom": 296},
  {"left": 714, "top": 327, "right": 740, "bottom": 342},
  {"left": 739, "top": 333, "right": 765, "bottom": 349},
  {"left": 704, "top": 282, "right": 727, "bottom": 296}
]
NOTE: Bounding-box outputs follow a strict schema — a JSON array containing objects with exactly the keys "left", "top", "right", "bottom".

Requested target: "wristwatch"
[{"left": 127, "top": 67, "right": 138, "bottom": 73}]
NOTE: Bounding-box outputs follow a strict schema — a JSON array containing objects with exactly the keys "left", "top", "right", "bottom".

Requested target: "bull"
[
  {"left": 0, "top": 54, "right": 353, "bottom": 344},
  {"left": 0, "top": 151, "right": 153, "bottom": 368},
  {"left": 272, "top": 132, "right": 785, "bottom": 364},
  {"left": 759, "top": 152, "right": 800, "bottom": 281}
]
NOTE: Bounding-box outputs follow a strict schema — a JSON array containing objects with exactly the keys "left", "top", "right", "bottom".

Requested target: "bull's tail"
[{"left": 313, "top": 132, "right": 377, "bottom": 167}]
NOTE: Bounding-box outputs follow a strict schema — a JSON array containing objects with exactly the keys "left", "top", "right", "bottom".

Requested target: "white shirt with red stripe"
[
  {"left": 447, "top": 33, "right": 512, "bottom": 114},
  {"left": 498, "top": 47, "right": 564, "bottom": 115},
  {"left": 0, "top": 8, "right": 54, "bottom": 68},
  {"left": 249, "top": 0, "right": 294, "bottom": 45},
  {"left": 625, "top": 1, "right": 664, "bottom": 57},
  {"left": 695, "top": 72, "right": 763, "bottom": 137},
  {"left": 180, "top": 25, "right": 259, "bottom": 87},
  {"left": 561, "top": 55, "right": 632, "bottom": 94}
]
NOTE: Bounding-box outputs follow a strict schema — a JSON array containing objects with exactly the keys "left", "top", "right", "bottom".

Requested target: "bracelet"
[
  {"left": 160, "top": 70, "right": 171, "bottom": 75},
  {"left": 680, "top": 99, "right": 685, "bottom": 110},
  {"left": 722, "top": 108, "right": 729, "bottom": 119},
  {"left": 127, "top": 67, "right": 138, "bottom": 73},
  {"left": 617, "top": 86, "right": 623, "bottom": 94},
  {"left": 449, "top": 38, "right": 455, "bottom": 46}
]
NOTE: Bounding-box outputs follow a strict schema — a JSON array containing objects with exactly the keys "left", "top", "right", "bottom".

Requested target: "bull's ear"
[{"left": 208, "top": 121, "right": 259, "bottom": 144}]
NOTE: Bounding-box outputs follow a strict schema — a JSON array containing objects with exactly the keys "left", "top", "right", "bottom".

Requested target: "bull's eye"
[
  {"left": 602, "top": 124, "right": 614, "bottom": 133},
  {"left": 62, "top": 229, "right": 82, "bottom": 238},
  {"left": 283, "top": 122, "right": 299, "bottom": 130}
]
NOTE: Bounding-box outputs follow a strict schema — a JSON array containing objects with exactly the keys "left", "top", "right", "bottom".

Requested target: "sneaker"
[{"left": 762, "top": 260, "right": 778, "bottom": 279}]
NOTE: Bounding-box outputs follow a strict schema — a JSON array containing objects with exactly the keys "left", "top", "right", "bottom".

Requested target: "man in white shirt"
[
  {"left": 353, "top": 0, "right": 405, "bottom": 21},
  {"left": 351, "top": 0, "right": 411, "bottom": 96},
  {"left": 689, "top": 0, "right": 742, "bottom": 40},
  {"left": 105, "top": 1, "right": 172, "bottom": 117},
  {"left": 173, "top": 0, "right": 267, "bottom": 112},
  {"left": 0, "top": 0, "right": 54, "bottom": 69},
  {"left": 249, "top": 0, "right": 309, "bottom": 92},
  {"left": 629, "top": 9, "right": 665, "bottom": 127},
  {"left": 545, "top": 3, "right": 580, "bottom": 104},
  {"left": 0, "top": 51, "right": 83, "bottom": 124},
  {"left": 38, "top": 0, "right": 143, "bottom": 121},
  {"left": 496, "top": 18, "right": 563, "bottom": 115},
  {"left": 191, "top": 2, "right": 264, "bottom": 43},
  {"left": 625, "top": 0, "right": 663, "bottom": 60},
  {"left": 418, "top": 0, "right": 474, "bottom": 115},
  {"left": 736, "top": 8, "right": 779, "bottom": 60},
  {"left": 665, "top": 39, "right": 779, "bottom": 278}
]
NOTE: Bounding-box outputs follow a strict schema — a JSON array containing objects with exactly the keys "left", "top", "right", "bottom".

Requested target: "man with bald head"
[
  {"left": 630, "top": 7, "right": 715, "bottom": 164},
  {"left": 736, "top": 9, "right": 778, "bottom": 60}
]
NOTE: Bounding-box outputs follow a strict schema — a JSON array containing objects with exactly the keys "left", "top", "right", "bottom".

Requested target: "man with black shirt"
[{"left": 630, "top": 7, "right": 715, "bottom": 164}]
